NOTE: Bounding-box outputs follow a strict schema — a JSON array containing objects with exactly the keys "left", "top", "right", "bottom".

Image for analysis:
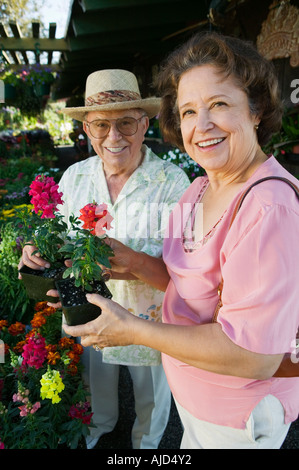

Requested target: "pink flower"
[
  {"left": 22, "top": 334, "right": 48, "bottom": 369},
  {"left": 31, "top": 402, "right": 41, "bottom": 414},
  {"left": 0, "top": 439, "right": 4, "bottom": 449},
  {"left": 29, "top": 175, "right": 63, "bottom": 219},
  {"left": 95, "top": 203, "right": 113, "bottom": 236}
]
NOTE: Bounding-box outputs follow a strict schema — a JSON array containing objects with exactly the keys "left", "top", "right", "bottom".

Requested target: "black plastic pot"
[
  {"left": 55, "top": 278, "right": 112, "bottom": 326},
  {"left": 19, "top": 265, "right": 66, "bottom": 303}
]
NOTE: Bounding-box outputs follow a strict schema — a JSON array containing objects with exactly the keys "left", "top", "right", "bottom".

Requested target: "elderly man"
[{"left": 21, "top": 69, "right": 190, "bottom": 449}]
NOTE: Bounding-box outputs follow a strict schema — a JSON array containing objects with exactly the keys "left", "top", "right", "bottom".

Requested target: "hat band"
[{"left": 85, "top": 90, "right": 141, "bottom": 106}]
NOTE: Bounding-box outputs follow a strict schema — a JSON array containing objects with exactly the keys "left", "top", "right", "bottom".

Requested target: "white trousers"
[
  {"left": 175, "top": 394, "right": 291, "bottom": 449},
  {"left": 81, "top": 346, "right": 171, "bottom": 449}
]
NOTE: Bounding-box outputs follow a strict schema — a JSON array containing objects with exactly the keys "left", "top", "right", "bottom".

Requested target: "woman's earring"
[{"left": 254, "top": 124, "right": 259, "bottom": 130}]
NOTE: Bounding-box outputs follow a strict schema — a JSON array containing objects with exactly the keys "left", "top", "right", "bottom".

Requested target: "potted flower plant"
[
  {"left": 17, "top": 174, "right": 70, "bottom": 302},
  {"left": 55, "top": 202, "right": 114, "bottom": 326},
  {"left": 17, "top": 176, "right": 113, "bottom": 321}
]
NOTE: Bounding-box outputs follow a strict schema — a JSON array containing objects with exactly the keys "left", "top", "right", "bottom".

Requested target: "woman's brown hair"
[{"left": 156, "top": 31, "right": 283, "bottom": 150}]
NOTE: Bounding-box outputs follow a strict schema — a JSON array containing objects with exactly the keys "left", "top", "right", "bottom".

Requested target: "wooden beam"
[
  {"left": 0, "top": 23, "right": 21, "bottom": 64},
  {"left": 32, "top": 22, "right": 40, "bottom": 62},
  {"left": 81, "top": 0, "right": 182, "bottom": 11},
  {"left": 0, "top": 48, "right": 12, "bottom": 64},
  {"left": 0, "top": 37, "right": 69, "bottom": 52},
  {"left": 48, "top": 23, "right": 57, "bottom": 64},
  {"left": 8, "top": 21, "right": 29, "bottom": 64},
  {"left": 32, "top": 21, "right": 40, "bottom": 39}
]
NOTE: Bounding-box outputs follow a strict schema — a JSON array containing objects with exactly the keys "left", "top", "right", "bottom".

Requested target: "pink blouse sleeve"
[{"left": 218, "top": 204, "right": 299, "bottom": 355}]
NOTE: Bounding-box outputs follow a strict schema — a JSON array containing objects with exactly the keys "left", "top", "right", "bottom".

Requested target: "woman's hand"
[{"left": 62, "top": 293, "right": 137, "bottom": 349}]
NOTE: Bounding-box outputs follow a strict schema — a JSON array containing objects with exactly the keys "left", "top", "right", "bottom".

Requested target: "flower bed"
[{"left": 0, "top": 301, "right": 92, "bottom": 449}]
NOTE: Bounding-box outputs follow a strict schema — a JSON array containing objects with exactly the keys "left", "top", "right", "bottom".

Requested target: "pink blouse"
[{"left": 162, "top": 156, "right": 299, "bottom": 429}]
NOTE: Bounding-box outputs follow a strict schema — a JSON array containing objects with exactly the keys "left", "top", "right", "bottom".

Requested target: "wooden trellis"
[{"left": 0, "top": 20, "right": 69, "bottom": 67}]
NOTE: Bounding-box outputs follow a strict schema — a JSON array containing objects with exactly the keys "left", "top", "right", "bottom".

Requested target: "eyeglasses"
[{"left": 85, "top": 115, "right": 147, "bottom": 139}]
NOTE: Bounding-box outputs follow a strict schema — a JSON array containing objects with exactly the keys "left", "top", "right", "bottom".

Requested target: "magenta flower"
[
  {"left": 29, "top": 175, "right": 63, "bottom": 219},
  {"left": 22, "top": 334, "right": 48, "bottom": 369},
  {"left": 69, "top": 401, "right": 93, "bottom": 425}
]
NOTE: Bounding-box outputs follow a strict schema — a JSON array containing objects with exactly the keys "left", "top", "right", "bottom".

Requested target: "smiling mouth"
[
  {"left": 197, "top": 138, "right": 225, "bottom": 148},
  {"left": 105, "top": 147, "right": 127, "bottom": 153}
]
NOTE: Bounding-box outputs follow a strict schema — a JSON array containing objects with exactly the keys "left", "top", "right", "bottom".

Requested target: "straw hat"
[{"left": 62, "top": 69, "right": 161, "bottom": 121}]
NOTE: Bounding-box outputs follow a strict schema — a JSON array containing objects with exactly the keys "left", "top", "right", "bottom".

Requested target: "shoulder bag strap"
[{"left": 213, "top": 176, "right": 299, "bottom": 322}]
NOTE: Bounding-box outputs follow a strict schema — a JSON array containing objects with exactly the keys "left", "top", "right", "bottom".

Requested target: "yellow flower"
[{"left": 40, "top": 367, "right": 65, "bottom": 404}]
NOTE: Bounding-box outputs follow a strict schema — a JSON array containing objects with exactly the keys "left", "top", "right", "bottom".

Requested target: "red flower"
[
  {"left": 68, "top": 402, "right": 93, "bottom": 425},
  {"left": 79, "top": 202, "right": 113, "bottom": 236}
]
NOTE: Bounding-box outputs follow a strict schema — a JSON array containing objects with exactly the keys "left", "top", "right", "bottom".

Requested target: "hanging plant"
[{"left": 0, "top": 65, "right": 56, "bottom": 117}]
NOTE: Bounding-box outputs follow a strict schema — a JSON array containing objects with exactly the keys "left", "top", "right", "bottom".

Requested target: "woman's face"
[
  {"left": 177, "top": 65, "right": 260, "bottom": 177},
  {"left": 83, "top": 108, "right": 149, "bottom": 173}
]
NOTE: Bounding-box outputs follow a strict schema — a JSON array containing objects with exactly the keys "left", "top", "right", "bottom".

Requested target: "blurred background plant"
[
  {"left": 0, "top": 301, "right": 92, "bottom": 449},
  {"left": 159, "top": 147, "right": 206, "bottom": 182}
]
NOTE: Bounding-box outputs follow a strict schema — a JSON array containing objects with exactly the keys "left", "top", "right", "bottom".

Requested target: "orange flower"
[
  {"left": 42, "top": 306, "right": 56, "bottom": 316},
  {"left": 72, "top": 343, "right": 83, "bottom": 355},
  {"left": 34, "top": 301, "right": 48, "bottom": 311},
  {"left": 47, "top": 351, "right": 61, "bottom": 365},
  {"left": 58, "top": 337, "right": 75, "bottom": 349},
  {"left": 46, "top": 344, "right": 57, "bottom": 353},
  {"left": 13, "top": 340, "right": 26, "bottom": 354},
  {"left": 0, "top": 320, "right": 8, "bottom": 330},
  {"left": 67, "top": 351, "right": 80, "bottom": 364},
  {"left": 31, "top": 314, "right": 47, "bottom": 329},
  {"left": 8, "top": 322, "right": 26, "bottom": 336},
  {"left": 67, "top": 363, "right": 78, "bottom": 376}
]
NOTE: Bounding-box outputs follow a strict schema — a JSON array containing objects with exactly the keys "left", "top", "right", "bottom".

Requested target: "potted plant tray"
[
  {"left": 19, "top": 264, "right": 66, "bottom": 303},
  {"left": 55, "top": 277, "right": 112, "bottom": 326}
]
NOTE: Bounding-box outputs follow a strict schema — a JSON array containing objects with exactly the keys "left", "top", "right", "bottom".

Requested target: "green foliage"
[
  {"left": 14, "top": 204, "right": 70, "bottom": 267},
  {"left": 59, "top": 217, "right": 114, "bottom": 291},
  {"left": 0, "top": 222, "right": 32, "bottom": 323}
]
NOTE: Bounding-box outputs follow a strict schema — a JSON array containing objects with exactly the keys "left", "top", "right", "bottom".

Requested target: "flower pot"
[
  {"left": 19, "top": 265, "right": 66, "bottom": 303},
  {"left": 35, "top": 84, "right": 51, "bottom": 96},
  {"left": 55, "top": 278, "right": 112, "bottom": 326},
  {"left": 4, "top": 84, "right": 16, "bottom": 100}
]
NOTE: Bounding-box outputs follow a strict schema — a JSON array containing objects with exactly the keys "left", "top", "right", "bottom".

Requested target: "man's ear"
[
  {"left": 83, "top": 121, "right": 90, "bottom": 137},
  {"left": 142, "top": 116, "right": 150, "bottom": 136}
]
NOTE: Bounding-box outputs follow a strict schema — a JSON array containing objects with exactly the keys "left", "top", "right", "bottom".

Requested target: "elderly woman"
[
  {"left": 63, "top": 34, "right": 299, "bottom": 449},
  {"left": 19, "top": 69, "right": 190, "bottom": 449}
]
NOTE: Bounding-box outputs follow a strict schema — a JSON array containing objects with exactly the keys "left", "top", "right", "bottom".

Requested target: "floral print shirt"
[{"left": 58, "top": 145, "right": 190, "bottom": 366}]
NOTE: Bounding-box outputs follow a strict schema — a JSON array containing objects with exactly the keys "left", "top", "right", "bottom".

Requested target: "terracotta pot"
[
  {"left": 19, "top": 265, "right": 65, "bottom": 303},
  {"left": 55, "top": 278, "right": 112, "bottom": 326}
]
